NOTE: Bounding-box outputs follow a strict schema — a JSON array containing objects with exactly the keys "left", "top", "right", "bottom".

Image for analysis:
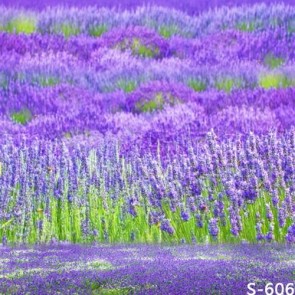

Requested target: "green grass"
[
  {"left": 116, "top": 79, "right": 137, "bottom": 93},
  {"left": 158, "top": 25, "right": 179, "bottom": 38},
  {"left": 10, "top": 109, "right": 32, "bottom": 125},
  {"left": 34, "top": 76, "right": 60, "bottom": 87},
  {"left": 115, "top": 38, "right": 158, "bottom": 58},
  {"left": 259, "top": 73, "right": 293, "bottom": 89},
  {"left": 136, "top": 93, "right": 164, "bottom": 112},
  {"left": 188, "top": 79, "right": 207, "bottom": 92},
  {"left": 85, "top": 278, "right": 155, "bottom": 294},
  {"left": 134, "top": 38, "right": 160, "bottom": 57},
  {"left": 136, "top": 93, "right": 167, "bottom": 112},
  {"left": 3, "top": 17, "right": 36, "bottom": 34},
  {"left": 236, "top": 21, "right": 257, "bottom": 32},
  {"left": 89, "top": 24, "right": 107, "bottom": 37},
  {"left": 85, "top": 278, "right": 138, "bottom": 294},
  {"left": 136, "top": 92, "right": 182, "bottom": 113},
  {"left": 215, "top": 77, "right": 241, "bottom": 93},
  {"left": 264, "top": 54, "right": 284, "bottom": 69},
  {"left": 132, "top": 39, "right": 157, "bottom": 58},
  {"left": 54, "top": 23, "right": 80, "bottom": 37}
]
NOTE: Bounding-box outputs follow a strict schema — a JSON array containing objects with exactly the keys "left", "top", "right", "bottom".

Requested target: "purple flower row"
[
  {"left": 0, "top": 84, "right": 294, "bottom": 145},
  {"left": 0, "top": 130, "right": 294, "bottom": 243},
  {"left": 1, "top": 28, "right": 294, "bottom": 63},
  {"left": 0, "top": 3, "right": 294, "bottom": 37}
]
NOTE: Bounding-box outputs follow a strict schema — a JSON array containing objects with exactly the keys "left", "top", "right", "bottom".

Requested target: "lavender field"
[{"left": 0, "top": 0, "right": 294, "bottom": 294}]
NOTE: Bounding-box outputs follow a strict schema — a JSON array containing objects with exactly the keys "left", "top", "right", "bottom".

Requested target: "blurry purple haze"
[{"left": 1, "top": 0, "right": 294, "bottom": 13}]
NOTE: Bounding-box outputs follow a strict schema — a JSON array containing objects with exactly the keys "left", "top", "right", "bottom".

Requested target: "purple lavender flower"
[
  {"left": 148, "top": 211, "right": 163, "bottom": 226},
  {"left": 180, "top": 209, "right": 190, "bottom": 221},
  {"left": 160, "top": 219, "right": 175, "bottom": 235},
  {"left": 278, "top": 203, "right": 287, "bottom": 228},
  {"left": 208, "top": 218, "right": 219, "bottom": 238},
  {"left": 195, "top": 214, "right": 203, "bottom": 228},
  {"left": 266, "top": 204, "right": 273, "bottom": 222},
  {"left": 286, "top": 223, "right": 295, "bottom": 243},
  {"left": 128, "top": 197, "right": 138, "bottom": 217},
  {"left": 256, "top": 221, "right": 265, "bottom": 241}
]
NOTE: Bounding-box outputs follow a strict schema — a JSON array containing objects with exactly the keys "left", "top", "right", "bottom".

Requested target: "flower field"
[
  {"left": 0, "top": 244, "right": 294, "bottom": 294},
  {"left": 0, "top": 1, "right": 294, "bottom": 294}
]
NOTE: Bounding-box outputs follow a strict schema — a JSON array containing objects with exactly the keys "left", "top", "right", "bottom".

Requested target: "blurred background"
[{"left": 1, "top": 0, "right": 294, "bottom": 13}]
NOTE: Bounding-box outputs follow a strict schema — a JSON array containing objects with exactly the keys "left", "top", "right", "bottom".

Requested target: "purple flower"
[
  {"left": 256, "top": 221, "right": 265, "bottom": 241},
  {"left": 266, "top": 204, "right": 273, "bottom": 222},
  {"left": 195, "top": 214, "right": 203, "bottom": 228},
  {"left": 160, "top": 219, "right": 175, "bottom": 235},
  {"left": 180, "top": 210, "right": 190, "bottom": 221},
  {"left": 208, "top": 218, "right": 219, "bottom": 238},
  {"left": 286, "top": 224, "right": 295, "bottom": 243}
]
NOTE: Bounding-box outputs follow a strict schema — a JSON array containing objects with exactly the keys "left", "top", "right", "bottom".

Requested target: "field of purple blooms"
[
  {"left": 0, "top": 1, "right": 295, "bottom": 294},
  {"left": 0, "top": 244, "right": 294, "bottom": 294}
]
